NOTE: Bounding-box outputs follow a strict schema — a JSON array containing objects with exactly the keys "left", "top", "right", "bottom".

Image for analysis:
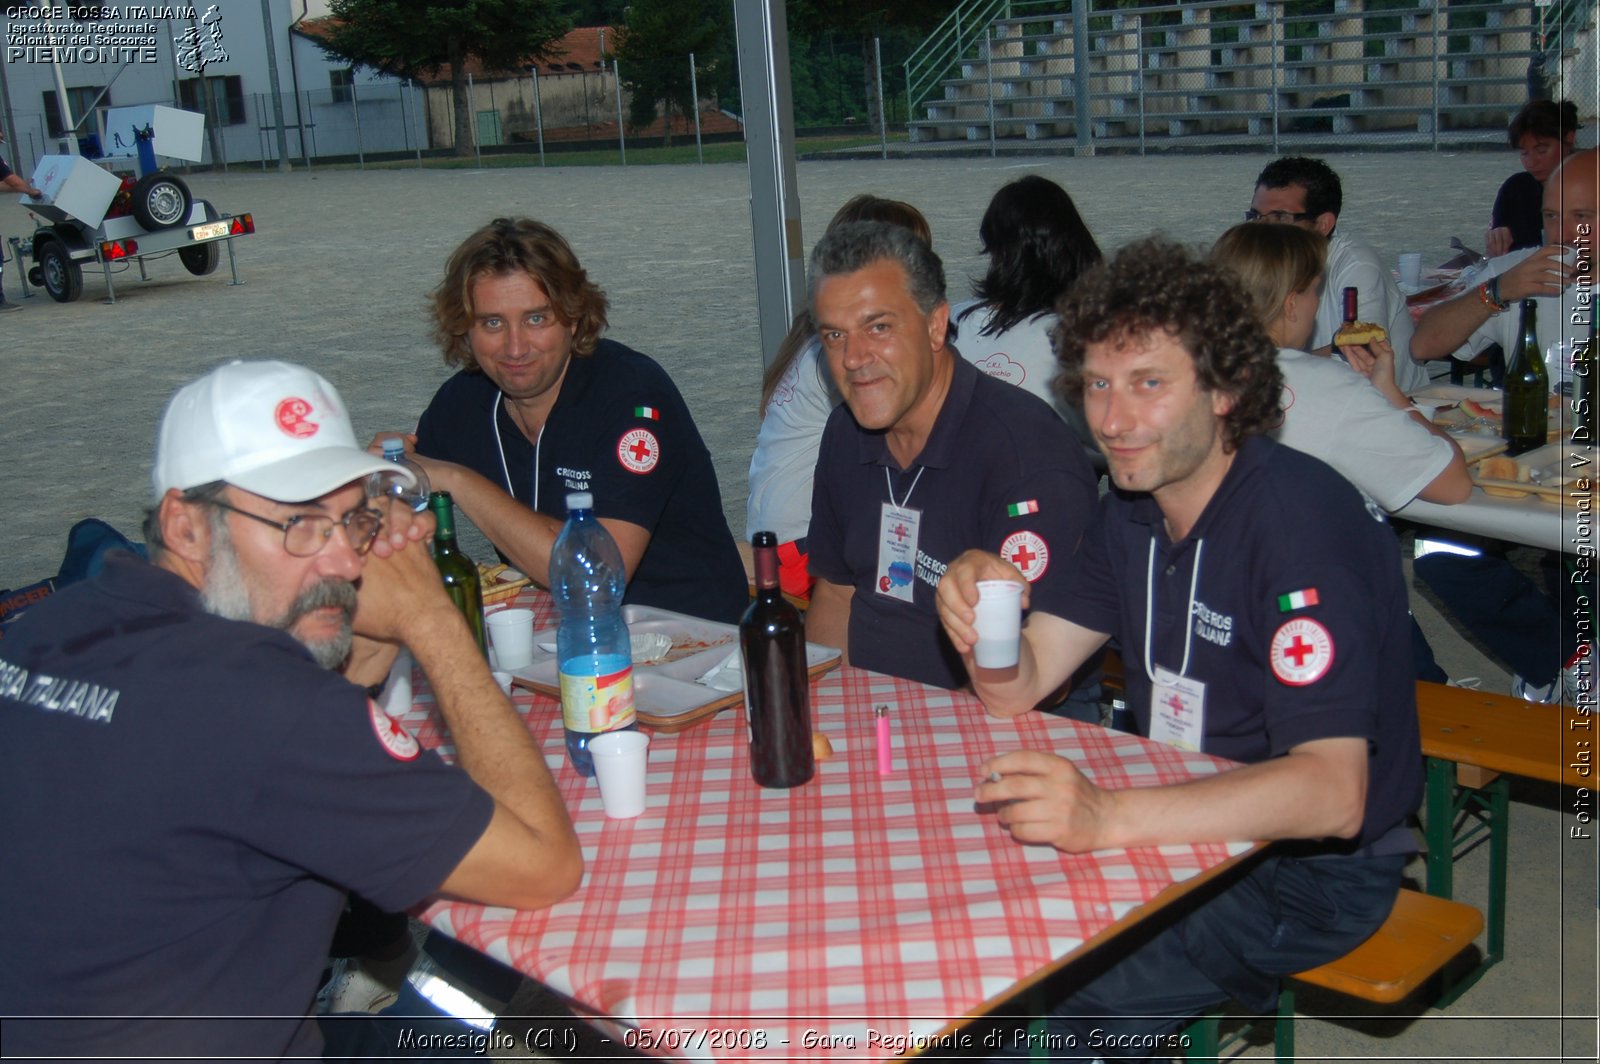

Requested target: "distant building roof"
[{"left": 292, "top": 19, "right": 614, "bottom": 82}]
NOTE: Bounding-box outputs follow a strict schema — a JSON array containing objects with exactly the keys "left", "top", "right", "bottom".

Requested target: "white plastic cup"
[
  {"left": 485, "top": 608, "right": 535, "bottom": 669},
  {"left": 589, "top": 730, "right": 650, "bottom": 819},
  {"left": 1398, "top": 251, "right": 1423, "bottom": 288},
  {"left": 491, "top": 670, "right": 515, "bottom": 696},
  {"left": 973, "top": 580, "right": 1024, "bottom": 669}
]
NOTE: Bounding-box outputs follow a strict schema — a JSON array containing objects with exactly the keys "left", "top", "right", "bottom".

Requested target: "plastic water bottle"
[
  {"left": 549, "top": 492, "right": 637, "bottom": 776},
  {"left": 368, "top": 438, "right": 431, "bottom": 511}
]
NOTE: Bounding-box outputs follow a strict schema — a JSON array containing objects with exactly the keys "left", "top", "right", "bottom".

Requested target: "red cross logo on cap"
[{"left": 275, "top": 397, "right": 319, "bottom": 439}]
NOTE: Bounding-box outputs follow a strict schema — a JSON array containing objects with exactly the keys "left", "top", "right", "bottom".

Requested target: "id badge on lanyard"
[
  {"left": 1148, "top": 666, "right": 1206, "bottom": 751},
  {"left": 1143, "top": 537, "right": 1207, "bottom": 752},
  {"left": 876, "top": 504, "right": 920, "bottom": 602}
]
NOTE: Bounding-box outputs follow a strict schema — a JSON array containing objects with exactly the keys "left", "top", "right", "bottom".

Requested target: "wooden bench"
[
  {"left": 1183, "top": 889, "right": 1485, "bottom": 1062},
  {"left": 1413, "top": 679, "right": 1588, "bottom": 997}
]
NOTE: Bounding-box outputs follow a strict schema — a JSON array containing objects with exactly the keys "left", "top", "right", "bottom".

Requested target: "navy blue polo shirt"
[
  {"left": 416, "top": 338, "right": 748, "bottom": 624},
  {"left": 0, "top": 554, "right": 492, "bottom": 1059},
  {"left": 1058, "top": 436, "right": 1422, "bottom": 850},
  {"left": 808, "top": 355, "right": 1098, "bottom": 689}
]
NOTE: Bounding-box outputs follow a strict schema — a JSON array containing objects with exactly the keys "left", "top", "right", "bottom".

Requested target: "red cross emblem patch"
[
  {"left": 367, "top": 699, "right": 420, "bottom": 761},
  {"left": 274, "top": 397, "right": 319, "bottom": 439},
  {"left": 617, "top": 428, "right": 660, "bottom": 474},
  {"left": 1269, "top": 618, "right": 1334, "bottom": 686},
  {"left": 999, "top": 530, "right": 1049, "bottom": 583}
]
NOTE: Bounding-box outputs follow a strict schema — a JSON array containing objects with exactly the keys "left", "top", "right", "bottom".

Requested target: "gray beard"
[{"left": 200, "top": 515, "right": 357, "bottom": 670}]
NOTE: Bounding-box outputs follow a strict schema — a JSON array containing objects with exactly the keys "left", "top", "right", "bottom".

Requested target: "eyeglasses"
[
  {"left": 212, "top": 499, "right": 384, "bottom": 557},
  {"left": 1244, "top": 208, "right": 1316, "bottom": 224}
]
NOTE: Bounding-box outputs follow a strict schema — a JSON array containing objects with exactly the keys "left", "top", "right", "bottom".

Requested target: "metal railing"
[
  {"left": 907, "top": 0, "right": 1552, "bottom": 152},
  {"left": 904, "top": 0, "right": 1020, "bottom": 119}
]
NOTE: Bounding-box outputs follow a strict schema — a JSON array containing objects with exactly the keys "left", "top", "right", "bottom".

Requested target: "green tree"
[
  {"left": 317, "top": 0, "right": 570, "bottom": 156},
  {"left": 789, "top": 0, "right": 949, "bottom": 130},
  {"left": 613, "top": 0, "right": 729, "bottom": 145}
]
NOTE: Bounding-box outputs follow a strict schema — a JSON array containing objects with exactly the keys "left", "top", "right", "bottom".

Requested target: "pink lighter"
[{"left": 875, "top": 705, "right": 891, "bottom": 776}]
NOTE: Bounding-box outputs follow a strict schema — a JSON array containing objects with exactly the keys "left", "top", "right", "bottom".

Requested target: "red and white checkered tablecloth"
[{"left": 404, "top": 594, "right": 1253, "bottom": 1062}]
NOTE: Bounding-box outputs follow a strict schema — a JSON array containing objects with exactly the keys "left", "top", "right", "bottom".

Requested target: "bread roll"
[{"left": 1333, "top": 321, "right": 1389, "bottom": 346}]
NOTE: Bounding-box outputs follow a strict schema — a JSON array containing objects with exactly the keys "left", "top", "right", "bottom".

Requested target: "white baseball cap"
[{"left": 152, "top": 360, "right": 412, "bottom": 503}]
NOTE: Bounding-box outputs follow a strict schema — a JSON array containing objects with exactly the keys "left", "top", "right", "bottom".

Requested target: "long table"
[
  {"left": 401, "top": 596, "right": 1257, "bottom": 1061},
  {"left": 1395, "top": 490, "right": 1580, "bottom": 553}
]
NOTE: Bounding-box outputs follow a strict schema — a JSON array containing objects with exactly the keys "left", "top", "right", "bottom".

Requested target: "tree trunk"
[{"left": 449, "top": 37, "right": 473, "bottom": 158}]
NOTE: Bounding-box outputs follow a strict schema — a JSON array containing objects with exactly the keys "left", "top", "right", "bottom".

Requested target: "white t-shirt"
[
  {"left": 949, "top": 301, "right": 1062, "bottom": 409},
  {"left": 746, "top": 339, "right": 837, "bottom": 543},
  {"left": 1316, "top": 231, "right": 1432, "bottom": 395},
  {"left": 1273, "top": 346, "right": 1455, "bottom": 512}
]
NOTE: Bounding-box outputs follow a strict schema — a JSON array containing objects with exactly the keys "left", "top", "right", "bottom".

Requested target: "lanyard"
[
  {"left": 1142, "top": 535, "right": 1204, "bottom": 683},
  {"left": 492, "top": 391, "right": 543, "bottom": 511},
  {"left": 884, "top": 466, "right": 926, "bottom": 510}
]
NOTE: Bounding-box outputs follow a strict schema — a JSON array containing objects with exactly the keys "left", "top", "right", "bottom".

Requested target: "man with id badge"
[
  {"left": 937, "top": 238, "right": 1422, "bottom": 1061},
  {"left": 803, "top": 221, "right": 1097, "bottom": 692}
]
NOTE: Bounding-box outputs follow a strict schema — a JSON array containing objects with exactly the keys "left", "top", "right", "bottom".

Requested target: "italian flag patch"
[
  {"left": 1006, "top": 499, "right": 1040, "bottom": 517},
  {"left": 1277, "top": 588, "right": 1320, "bottom": 612},
  {"left": 633, "top": 406, "right": 660, "bottom": 420}
]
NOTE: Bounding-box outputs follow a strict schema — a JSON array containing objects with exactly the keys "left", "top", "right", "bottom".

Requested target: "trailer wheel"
[
  {"left": 38, "top": 241, "right": 82, "bottom": 303},
  {"left": 179, "top": 241, "right": 220, "bottom": 276},
  {"left": 131, "top": 171, "right": 192, "bottom": 230}
]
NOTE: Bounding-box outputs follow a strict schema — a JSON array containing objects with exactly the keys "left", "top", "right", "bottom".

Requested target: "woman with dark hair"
[
  {"left": 950, "top": 175, "right": 1102, "bottom": 450},
  {"left": 1486, "top": 99, "right": 1580, "bottom": 256}
]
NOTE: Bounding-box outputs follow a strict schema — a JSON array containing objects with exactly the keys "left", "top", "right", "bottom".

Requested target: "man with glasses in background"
[
  {"left": 1248, "top": 155, "right": 1431, "bottom": 393},
  {"left": 0, "top": 360, "right": 581, "bottom": 1060}
]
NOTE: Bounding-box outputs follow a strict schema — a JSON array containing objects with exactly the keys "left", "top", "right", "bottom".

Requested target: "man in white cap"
[{"left": 0, "top": 360, "right": 581, "bottom": 1059}]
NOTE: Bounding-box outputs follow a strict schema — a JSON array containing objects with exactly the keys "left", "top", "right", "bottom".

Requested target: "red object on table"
[{"left": 404, "top": 591, "right": 1254, "bottom": 1059}]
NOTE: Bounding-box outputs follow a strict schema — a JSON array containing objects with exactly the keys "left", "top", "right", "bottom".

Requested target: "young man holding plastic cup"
[{"left": 936, "top": 240, "right": 1421, "bottom": 1061}]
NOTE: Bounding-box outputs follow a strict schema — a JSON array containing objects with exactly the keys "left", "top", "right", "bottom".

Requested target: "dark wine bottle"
[
  {"left": 740, "top": 531, "right": 814, "bottom": 789},
  {"left": 428, "top": 491, "right": 488, "bottom": 657},
  {"left": 1503, "top": 300, "right": 1550, "bottom": 456}
]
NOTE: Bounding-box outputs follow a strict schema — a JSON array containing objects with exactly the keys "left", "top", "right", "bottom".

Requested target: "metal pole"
[
  {"left": 0, "top": 43, "right": 17, "bottom": 174},
  {"left": 985, "top": 28, "right": 996, "bottom": 158},
  {"left": 1430, "top": 0, "right": 1441, "bottom": 152},
  {"left": 1271, "top": 4, "right": 1281, "bottom": 155},
  {"left": 1137, "top": 16, "right": 1145, "bottom": 156},
  {"left": 259, "top": 0, "right": 291, "bottom": 170},
  {"left": 468, "top": 71, "right": 483, "bottom": 168},
  {"left": 733, "top": 0, "right": 806, "bottom": 369},
  {"left": 1072, "top": 0, "right": 1092, "bottom": 153},
  {"left": 410, "top": 82, "right": 423, "bottom": 167},
  {"left": 532, "top": 68, "right": 546, "bottom": 166},
  {"left": 875, "top": 37, "right": 888, "bottom": 159},
  {"left": 307, "top": 89, "right": 320, "bottom": 160},
  {"left": 690, "top": 52, "right": 704, "bottom": 163},
  {"left": 350, "top": 79, "right": 365, "bottom": 169},
  {"left": 614, "top": 60, "right": 627, "bottom": 165}
]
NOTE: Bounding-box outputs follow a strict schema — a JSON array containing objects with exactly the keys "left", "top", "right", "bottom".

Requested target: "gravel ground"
[{"left": 0, "top": 149, "right": 1515, "bottom": 589}]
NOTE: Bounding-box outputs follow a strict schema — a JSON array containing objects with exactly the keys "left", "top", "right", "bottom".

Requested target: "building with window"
[{"left": 0, "top": 1, "right": 418, "bottom": 175}]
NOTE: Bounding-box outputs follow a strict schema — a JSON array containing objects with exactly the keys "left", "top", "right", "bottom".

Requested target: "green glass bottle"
[
  {"left": 1503, "top": 299, "right": 1550, "bottom": 456},
  {"left": 1574, "top": 310, "right": 1596, "bottom": 444},
  {"left": 428, "top": 491, "right": 487, "bottom": 656}
]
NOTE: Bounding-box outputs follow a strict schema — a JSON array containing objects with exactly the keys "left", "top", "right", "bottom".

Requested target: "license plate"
[{"left": 190, "top": 221, "right": 228, "bottom": 241}]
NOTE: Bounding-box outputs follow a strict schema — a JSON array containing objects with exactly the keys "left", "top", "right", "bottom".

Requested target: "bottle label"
[{"left": 559, "top": 659, "right": 637, "bottom": 733}]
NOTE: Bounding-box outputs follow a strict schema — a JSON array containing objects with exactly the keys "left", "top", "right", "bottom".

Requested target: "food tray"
[
  {"left": 1419, "top": 386, "right": 1562, "bottom": 463},
  {"left": 1472, "top": 442, "right": 1596, "bottom": 505},
  {"left": 479, "top": 564, "right": 535, "bottom": 605},
  {"left": 506, "top": 604, "right": 842, "bottom": 733}
]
